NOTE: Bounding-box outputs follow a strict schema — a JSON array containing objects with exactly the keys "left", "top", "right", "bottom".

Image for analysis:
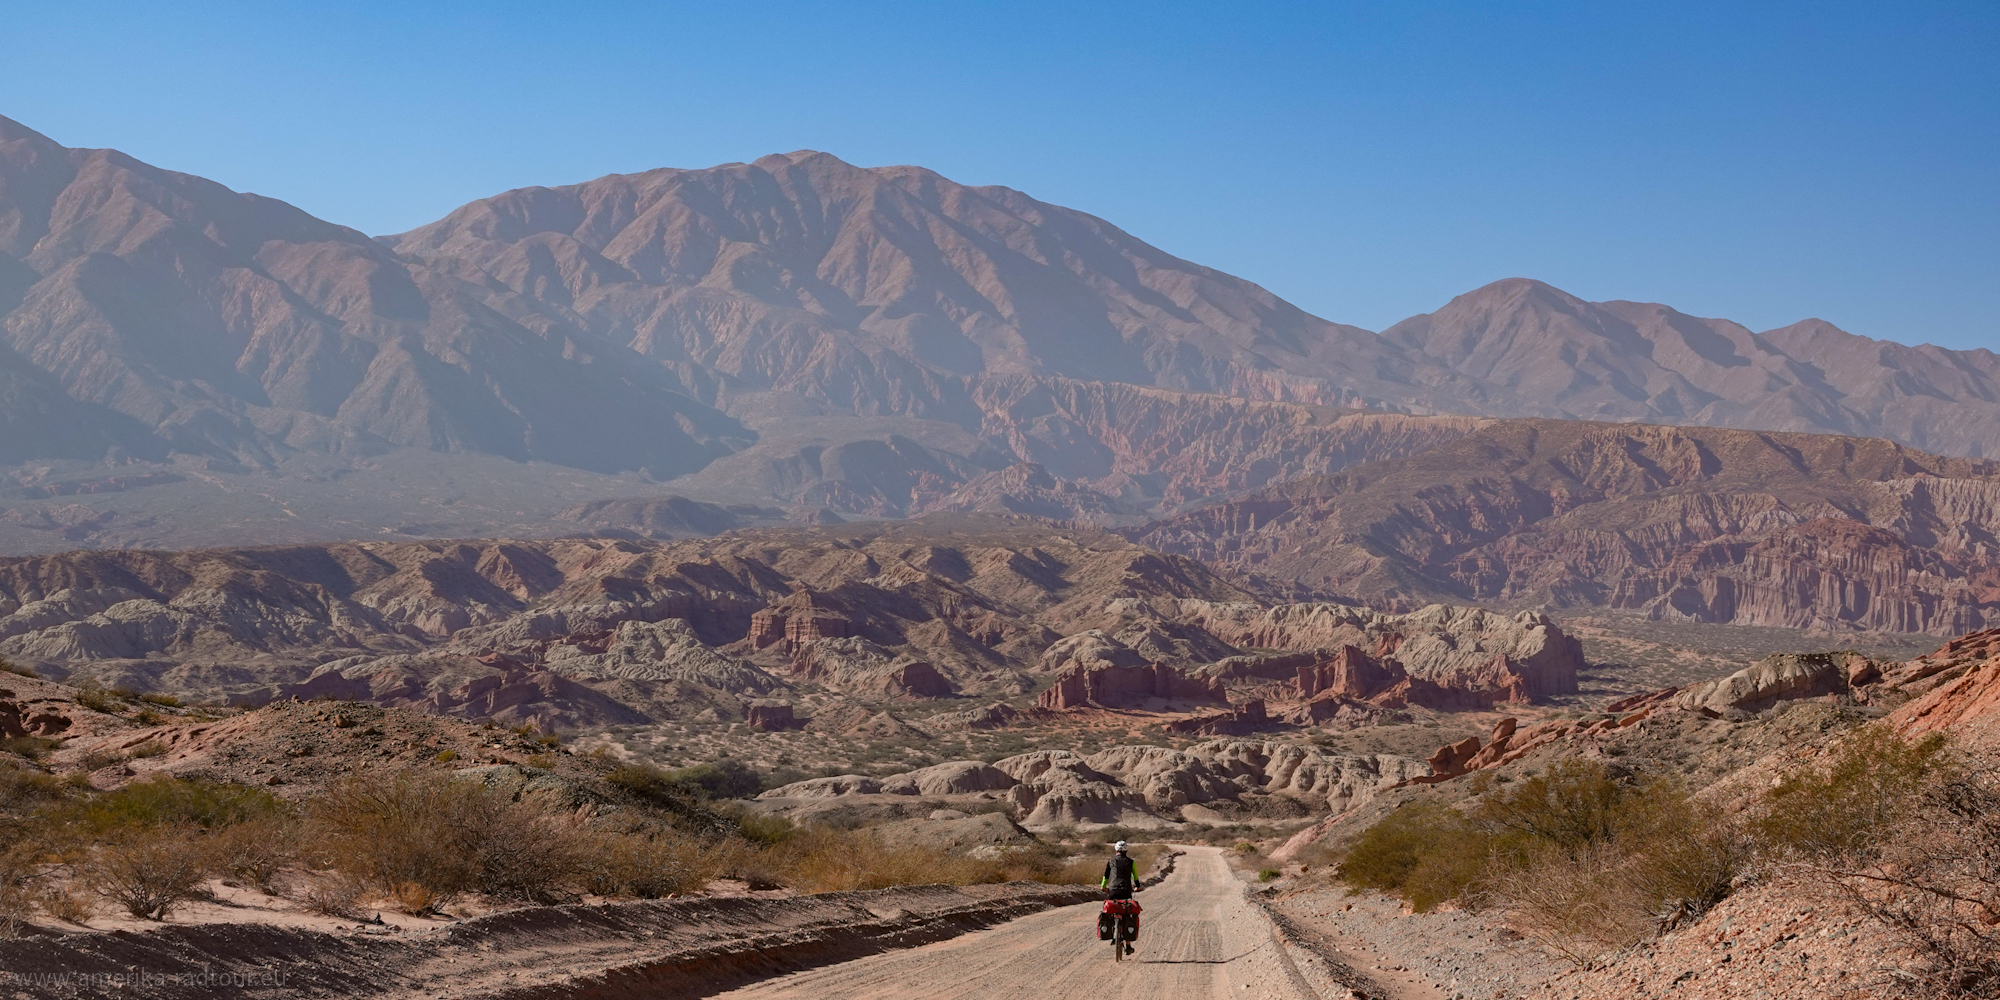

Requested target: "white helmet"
[{"left": 1115, "top": 840, "right": 1128, "bottom": 852}]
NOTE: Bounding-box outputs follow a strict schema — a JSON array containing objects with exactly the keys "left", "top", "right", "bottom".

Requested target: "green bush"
[
  {"left": 66, "top": 774, "right": 288, "bottom": 835},
  {"left": 72, "top": 680, "right": 118, "bottom": 713},
  {"left": 1340, "top": 761, "right": 1745, "bottom": 943},
  {"left": 667, "top": 759, "right": 762, "bottom": 800},
  {"left": 732, "top": 809, "right": 795, "bottom": 846},
  {"left": 1479, "top": 760, "right": 1624, "bottom": 852},
  {"left": 1753, "top": 726, "right": 1953, "bottom": 859},
  {"left": 1339, "top": 802, "right": 1478, "bottom": 899},
  {"left": 0, "top": 762, "right": 86, "bottom": 810}
]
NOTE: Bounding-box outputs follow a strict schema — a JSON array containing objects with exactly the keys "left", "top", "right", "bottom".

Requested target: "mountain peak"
[
  {"left": 0, "top": 113, "right": 57, "bottom": 146},
  {"left": 1450, "top": 277, "right": 1581, "bottom": 308}
]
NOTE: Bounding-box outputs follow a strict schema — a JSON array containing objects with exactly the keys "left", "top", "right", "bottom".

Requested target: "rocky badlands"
[{"left": 1, "top": 112, "right": 1998, "bottom": 999}]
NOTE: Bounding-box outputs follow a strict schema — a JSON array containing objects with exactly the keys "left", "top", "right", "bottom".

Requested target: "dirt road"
[{"left": 714, "top": 846, "right": 1319, "bottom": 1000}]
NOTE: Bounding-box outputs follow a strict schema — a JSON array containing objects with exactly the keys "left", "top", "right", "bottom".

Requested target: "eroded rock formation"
[
  {"left": 762, "top": 741, "right": 1432, "bottom": 830},
  {"left": 1176, "top": 600, "right": 1582, "bottom": 705},
  {"left": 1138, "top": 420, "right": 2000, "bottom": 634}
]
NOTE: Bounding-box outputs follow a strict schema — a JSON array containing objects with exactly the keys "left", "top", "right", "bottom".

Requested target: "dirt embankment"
[{"left": 0, "top": 881, "right": 1101, "bottom": 1000}]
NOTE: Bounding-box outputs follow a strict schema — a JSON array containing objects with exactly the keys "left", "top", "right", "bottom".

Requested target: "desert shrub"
[
  {"left": 1257, "top": 868, "right": 1280, "bottom": 882},
  {"left": 0, "top": 836, "right": 40, "bottom": 937},
  {"left": 435, "top": 750, "right": 459, "bottom": 763},
  {"left": 128, "top": 737, "right": 166, "bottom": 755},
  {"left": 1480, "top": 760, "right": 1624, "bottom": 852},
  {"left": 668, "top": 759, "right": 761, "bottom": 800},
  {"left": 1339, "top": 802, "right": 1479, "bottom": 900},
  {"left": 72, "top": 680, "right": 117, "bottom": 713},
  {"left": 35, "top": 883, "right": 96, "bottom": 926},
  {"left": 1484, "top": 841, "right": 1649, "bottom": 965},
  {"left": 472, "top": 802, "right": 588, "bottom": 904},
  {"left": 298, "top": 871, "right": 365, "bottom": 919},
  {"left": 523, "top": 753, "right": 559, "bottom": 769},
  {"left": 1487, "top": 771, "right": 1742, "bottom": 958},
  {"left": 136, "top": 693, "right": 181, "bottom": 708},
  {"left": 1612, "top": 780, "right": 1745, "bottom": 918},
  {"left": 1340, "top": 762, "right": 1744, "bottom": 952},
  {"left": 85, "top": 825, "right": 213, "bottom": 920},
  {"left": 309, "top": 772, "right": 591, "bottom": 910},
  {"left": 578, "top": 829, "right": 721, "bottom": 898},
  {"left": 0, "top": 736, "right": 58, "bottom": 760},
  {"left": 0, "top": 763, "right": 86, "bottom": 814},
  {"left": 0, "top": 658, "right": 38, "bottom": 679},
  {"left": 1847, "top": 771, "right": 2000, "bottom": 998},
  {"left": 1764, "top": 731, "right": 1998, "bottom": 998},
  {"left": 209, "top": 815, "right": 300, "bottom": 891},
  {"left": 608, "top": 762, "right": 707, "bottom": 808},
  {"left": 731, "top": 809, "right": 795, "bottom": 846},
  {"left": 74, "top": 749, "right": 124, "bottom": 771},
  {"left": 758, "top": 827, "right": 1010, "bottom": 893},
  {"left": 1753, "top": 726, "right": 1953, "bottom": 859},
  {"left": 989, "top": 842, "right": 1102, "bottom": 886},
  {"left": 308, "top": 773, "right": 489, "bottom": 911},
  {"left": 68, "top": 774, "right": 286, "bottom": 835}
]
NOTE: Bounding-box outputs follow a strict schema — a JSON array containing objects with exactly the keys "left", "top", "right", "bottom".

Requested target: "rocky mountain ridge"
[
  {"left": 5, "top": 114, "right": 2000, "bottom": 554},
  {"left": 1134, "top": 418, "right": 2000, "bottom": 634}
]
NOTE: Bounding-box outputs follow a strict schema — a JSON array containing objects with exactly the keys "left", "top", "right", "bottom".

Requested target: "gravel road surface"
[{"left": 715, "top": 846, "right": 1317, "bottom": 1000}]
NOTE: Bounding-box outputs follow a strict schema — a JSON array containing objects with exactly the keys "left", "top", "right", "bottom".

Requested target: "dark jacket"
[{"left": 1101, "top": 852, "right": 1136, "bottom": 899}]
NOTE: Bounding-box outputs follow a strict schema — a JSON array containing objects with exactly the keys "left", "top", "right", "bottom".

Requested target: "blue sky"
[{"left": 4, "top": 1, "right": 1995, "bottom": 348}]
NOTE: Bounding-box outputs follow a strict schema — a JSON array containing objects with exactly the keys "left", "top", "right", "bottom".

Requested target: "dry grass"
[{"left": 297, "top": 871, "right": 365, "bottom": 919}]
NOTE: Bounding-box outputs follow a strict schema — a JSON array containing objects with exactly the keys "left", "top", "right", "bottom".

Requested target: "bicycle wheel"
[{"left": 1112, "top": 922, "right": 1124, "bottom": 962}]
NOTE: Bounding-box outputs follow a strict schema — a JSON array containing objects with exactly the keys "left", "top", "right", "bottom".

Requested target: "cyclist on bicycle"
[{"left": 1101, "top": 841, "right": 1138, "bottom": 954}]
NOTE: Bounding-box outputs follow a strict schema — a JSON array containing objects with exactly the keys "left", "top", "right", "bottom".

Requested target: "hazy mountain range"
[{"left": 1, "top": 111, "right": 1997, "bottom": 552}]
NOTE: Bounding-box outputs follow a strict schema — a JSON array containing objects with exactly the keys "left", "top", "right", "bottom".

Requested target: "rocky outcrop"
[
  {"left": 1175, "top": 601, "right": 1582, "bottom": 705},
  {"left": 0, "top": 691, "right": 73, "bottom": 738},
  {"left": 747, "top": 593, "right": 854, "bottom": 651},
  {"left": 916, "top": 463, "right": 1138, "bottom": 523},
  {"left": 276, "top": 655, "right": 656, "bottom": 731},
  {"left": 920, "top": 702, "right": 1023, "bottom": 731},
  {"left": 989, "top": 750, "right": 1152, "bottom": 828},
  {"left": 1031, "top": 628, "right": 1228, "bottom": 710},
  {"left": 790, "top": 638, "right": 955, "bottom": 699},
  {"left": 744, "top": 702, "right": 802, "bottom": 731},
  {"left": 1163, "top": 699, "right": 1268, "bottom": 736},
  {"left": 879, "top": 761, "right": 1019, "bottom": 797},
  {"left": 1890, "top": 628, "right": 2000, "bottom": 744},
  {"left": 1035, "top": 658, "right": 1226, "bottom": 710},
  {"left": 1669, "top": 652, "right": 1868, "bottom": 715},
  {"left": 1138, "top": 420, "right": 2000, "bottom": 635}
]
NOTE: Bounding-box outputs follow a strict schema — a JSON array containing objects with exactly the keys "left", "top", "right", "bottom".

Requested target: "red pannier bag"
[{"left": 1096, "top": 898, "right": 1141, "bottom": 940}]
